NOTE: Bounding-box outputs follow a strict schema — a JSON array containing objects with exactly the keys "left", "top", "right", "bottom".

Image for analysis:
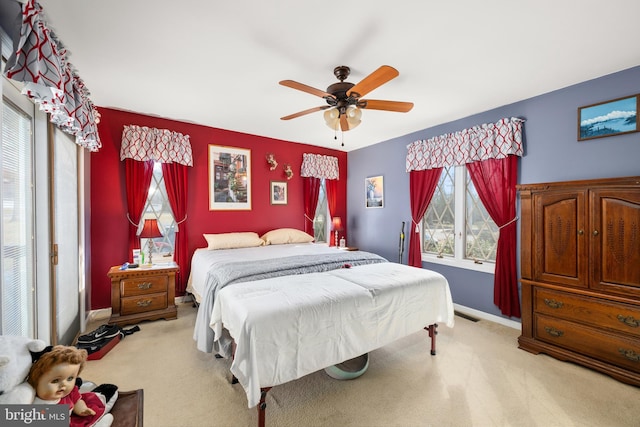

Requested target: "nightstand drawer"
[
  {"left": 121, "top": 275, "right": 168, "bottom": 297},
  {"left": 121, "top": 293, "right": 167, "bottom": 316}
]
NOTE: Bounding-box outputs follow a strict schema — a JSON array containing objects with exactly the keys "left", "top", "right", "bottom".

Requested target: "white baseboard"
[
  {"left": 88, "top": 308, "right": 111, "bottom": 322},
  {"left": 453, "top": 303, "right": 521, "bottom": 330}
]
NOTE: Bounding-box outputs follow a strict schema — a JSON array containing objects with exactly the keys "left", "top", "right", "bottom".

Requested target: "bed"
[
  {"left": 189, "top": 239, "right": 388, "bottom": 354},
  {"left": 212, "top": 262, "right": 454, "bottom": 408},
  {"left": 188, "top": 230, "right": 454, "bottom": 425}
]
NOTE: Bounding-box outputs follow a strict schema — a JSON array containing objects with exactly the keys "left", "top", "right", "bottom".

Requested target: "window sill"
[{"left": 420, "top": 254, "right": 495, "bottom": 274}]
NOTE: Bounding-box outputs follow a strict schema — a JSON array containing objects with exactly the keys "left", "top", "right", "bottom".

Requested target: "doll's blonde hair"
[{"left": 27, "top": 345, "right": 88, "bottom": 389}]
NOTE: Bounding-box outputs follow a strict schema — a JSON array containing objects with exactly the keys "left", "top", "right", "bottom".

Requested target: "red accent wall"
[{"left": 91, "top": 107, "right": 348, "bottom": 309}]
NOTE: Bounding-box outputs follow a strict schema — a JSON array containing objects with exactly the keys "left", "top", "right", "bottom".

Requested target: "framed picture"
[
  {"left": 270, "top": 181, "right": 287, "bottom": 205},
  {"left": 578, "top": 95, "right": 638, "bottom": 141},
  {"left": 365, "top": 175, "right": 384, "bottom": 208},
  {"left": 208, "top": 145, "right": 251, "bottom": 210}
]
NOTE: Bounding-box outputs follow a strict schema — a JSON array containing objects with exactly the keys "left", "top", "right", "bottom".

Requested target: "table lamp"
[
  {"left": 139, "top": 219, "right": 163, "bottom": 265},
  {"left": 332, "top": 217, "right": 342, "bottom": 248}
]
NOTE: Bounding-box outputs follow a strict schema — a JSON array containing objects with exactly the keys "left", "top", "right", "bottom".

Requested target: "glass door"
[{"left": 52, "top": 125, "right": 81, "bottom": 345}]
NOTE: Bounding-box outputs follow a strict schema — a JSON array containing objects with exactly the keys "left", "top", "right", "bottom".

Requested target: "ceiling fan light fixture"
[
  {"left": 345, "top": 105, "right": 362, "bottom": 129},
  {"left": 324, "top": 107, "right": 340, "bottom": 130}
]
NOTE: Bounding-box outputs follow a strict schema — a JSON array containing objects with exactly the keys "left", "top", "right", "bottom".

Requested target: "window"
[
  {"left": 313, "top": 179, "right": 327, "bottom": 243},
  {"left": 422, "top": 166, "right": 498, "bottom": 272},
  {"left": 141, "top": 162, "right": 176, "bottom": 259}
]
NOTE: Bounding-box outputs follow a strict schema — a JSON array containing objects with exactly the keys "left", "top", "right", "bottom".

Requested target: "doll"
[{"left": 28, "top": 345, "right": 115, "bottom": 427}]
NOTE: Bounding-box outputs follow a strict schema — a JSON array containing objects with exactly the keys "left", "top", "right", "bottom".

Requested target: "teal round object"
[{"left": 324, "top": 353, "right": 369, "bottom": 380}]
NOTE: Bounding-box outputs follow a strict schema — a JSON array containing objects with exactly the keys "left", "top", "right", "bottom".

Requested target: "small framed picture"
[
  {"left": 578, "top": 95, "right": 638, "bottom": 141},
  {"left": 365, "top": 175, "right": 384, "bottom": 208},
  {"left": 270, "top": 181, "right": 287, "bottom": 205}
]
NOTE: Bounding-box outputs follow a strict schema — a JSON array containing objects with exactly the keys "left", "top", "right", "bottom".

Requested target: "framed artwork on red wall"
[
  {"left": 270, "top": 181, "right": 287, "bottom": 205},
  {"left": 208, "top": 145, "right": 252, "bottom": 210}
]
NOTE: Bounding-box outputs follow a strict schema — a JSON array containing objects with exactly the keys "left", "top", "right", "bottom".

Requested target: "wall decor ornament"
[
  {"left": 365, "top": 175, "right": 384, "bottom": 208},
  {"left": 578, "top": 95, "right": 638, "bottom": 141},
  {"left": 208, "top": 145, "right": 251, "bottom": 210},
  {"left": 270, "top": 181, "right": 288, "bottom": 205},
  {"left": 284, "top": 164, "right": 294, "bottom": 180},
  {"left": 266, "top": 153, "right": 278, "bottom": 170}
]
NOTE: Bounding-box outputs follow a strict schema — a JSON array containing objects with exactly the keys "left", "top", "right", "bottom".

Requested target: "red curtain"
[
  {"left": 124, "top": 159, "right": 154, "bottom": 261},
  {"left": 408, "top": 168, "right": 443, "bottom": 267},
  {"left": 162, "top": 162, "right": 189, "bottom": 295},
  {"left": 466, "top": 155, "right": 520, "bottom": 318},
  {"left": 303, "top": 177, "right": 321, "bottom": 235},
  {"left": 325, "top": 179, "right": 340, "bottom": 246}
]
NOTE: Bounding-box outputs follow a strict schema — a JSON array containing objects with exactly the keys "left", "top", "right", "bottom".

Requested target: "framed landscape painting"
[
  {"left": 365, "top": 175, "right": 384, "bottom": 208},
  {"left": 578, "top": 95, "right": 638, "bottom": 141},
  {"left": 208, "top": 145, "right": 251, "bottom": 210}
]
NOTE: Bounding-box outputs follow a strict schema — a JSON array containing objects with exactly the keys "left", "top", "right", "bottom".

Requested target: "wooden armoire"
[{"left": 517, "top": 176, "right": 640, "bottom": 386}]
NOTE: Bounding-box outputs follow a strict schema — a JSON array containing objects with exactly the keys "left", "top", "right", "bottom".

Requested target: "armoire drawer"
[
  {"left": 534, "top": 313, "right": 640, "bottom": 373},
  {"left": 534, "top": 287, "right": 640, "bottom": 338},
  {"left": 121, "top": 274, "right": 168, "bottom": 297}
]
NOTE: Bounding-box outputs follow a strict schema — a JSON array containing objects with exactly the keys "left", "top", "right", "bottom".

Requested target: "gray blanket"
[{"left": 193, "top": 250, "right": 387, "bottom": 354}]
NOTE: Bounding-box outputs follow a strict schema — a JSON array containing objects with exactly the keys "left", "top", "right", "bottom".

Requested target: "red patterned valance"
[
  {"left": 120, "top": 125, "right": 193, "bottom": 166},
  {"left": 300, "top": 153, "right": 339, "bottom": 180},
  {"left": 406, "top": 117, "right": 524, "bottom": 172},
  {"left": 3, "top": 0, "right": 101, "bottom": 151}
]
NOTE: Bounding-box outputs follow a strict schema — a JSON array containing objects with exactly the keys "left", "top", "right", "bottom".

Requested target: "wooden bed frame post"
[
  {"left": 258, "top": 387, "right": 271, "bottom": 427},
  {"left": 425, "top": 324, "right": 438, "bottom": 355}
]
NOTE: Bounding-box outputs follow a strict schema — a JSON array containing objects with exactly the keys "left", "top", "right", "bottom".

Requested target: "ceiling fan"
[{"left": 279, "top": 65, "right": 414, "bottom": 132}]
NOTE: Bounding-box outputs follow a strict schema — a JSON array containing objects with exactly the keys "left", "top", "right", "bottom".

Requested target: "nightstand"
[{"left": 108, "top": 264, "right": 178, "bottom": 327}]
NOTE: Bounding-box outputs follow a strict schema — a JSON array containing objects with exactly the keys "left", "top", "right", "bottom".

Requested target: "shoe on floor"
[{"left": 77, "top": 324, "right": 121, "bottom": 344}]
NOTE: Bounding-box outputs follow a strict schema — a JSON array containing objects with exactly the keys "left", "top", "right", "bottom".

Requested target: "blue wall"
[{"left": 347, "top": 65, "right": 640, "bottom": 322}]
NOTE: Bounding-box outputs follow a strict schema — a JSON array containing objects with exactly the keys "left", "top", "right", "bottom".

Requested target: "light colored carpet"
[{"left": 81, "top": 303, "right": 640, "bottom": 427}]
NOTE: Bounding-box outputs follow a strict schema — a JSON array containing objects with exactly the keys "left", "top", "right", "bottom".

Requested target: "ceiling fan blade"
[
  {"left": 279, "top": 80, "right": 336, "bottom": 99},
  {"left": 280, "top": 105, "right": 330, "bottom": 120},
  {"left": 347, "top": 65, "right": 399, "bottom": 98},
  {"left": 361, "top": 99, "right": 414, "bottom": 113},
  {"left": 340, "top": 114, "right": 350, "bottom": 131}
]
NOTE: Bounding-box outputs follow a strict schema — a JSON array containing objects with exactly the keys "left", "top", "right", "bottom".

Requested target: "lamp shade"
[
  {"left": 345, "top": 106, "right": 362, "bottom": 129},
  {"left": 324, "top": 108, "right": 340, "bottom": 130},
  {"left": 139, "top": 219, "right": 163, "bottom": 238},
  {"left": 332, "top": 217, "right": 343, "bottom": 231},
  {"left": 323, "top": 106, "right": 362, "bottom": 131}
]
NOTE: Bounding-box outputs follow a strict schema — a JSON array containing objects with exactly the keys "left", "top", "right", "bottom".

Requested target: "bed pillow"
[
  {"left": 260, "top": 228, "right": 315, "bottom": 245},
  {"left": 203, "top": 232, "right": 265, "bottom": 250}
]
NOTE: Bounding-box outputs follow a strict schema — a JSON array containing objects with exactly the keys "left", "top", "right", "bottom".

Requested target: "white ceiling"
[{"left": 38, "top": 0, "right": 640, "bottom": 152}]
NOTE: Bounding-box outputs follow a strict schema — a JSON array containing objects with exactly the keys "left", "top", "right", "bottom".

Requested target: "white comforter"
[{"left": 210, "top": 262, "right": 455, "bottom": 408}]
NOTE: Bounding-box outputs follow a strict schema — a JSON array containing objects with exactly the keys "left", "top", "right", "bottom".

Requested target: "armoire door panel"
[
  {"left": 591, "top": 188, "right": 640, "bottom": 297},
  {"left": 534, "top": 191, "right": 587, "bottom": 288}
]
